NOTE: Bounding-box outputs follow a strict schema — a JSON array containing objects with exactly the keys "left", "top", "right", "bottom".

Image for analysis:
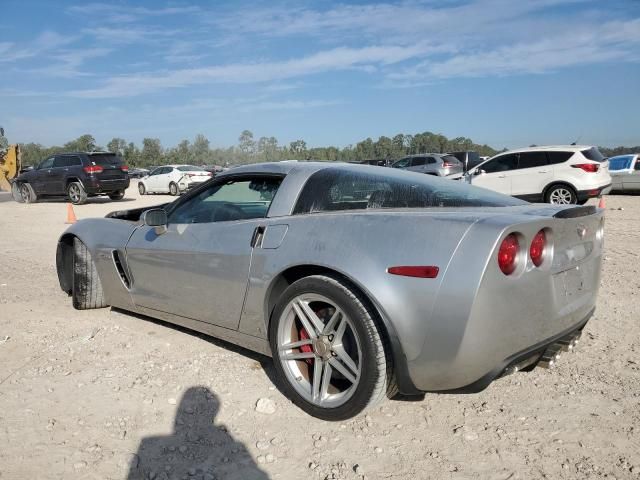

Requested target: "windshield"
[
  {"left": 177, "top": 165, "right": 205, "bottom": 172},
  {"left": 582, "top": 147, "right": 605, "bottom": 162}
]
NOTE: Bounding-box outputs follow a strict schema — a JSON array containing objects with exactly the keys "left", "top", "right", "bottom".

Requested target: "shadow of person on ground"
[{"left": 127, "top": 386, "right": 269, "bottom": 480}]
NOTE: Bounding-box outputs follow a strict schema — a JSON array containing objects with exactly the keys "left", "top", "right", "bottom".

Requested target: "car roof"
[
  {"left": 495, "top": 145, "right": 595, "bottom": 155},
  {"left": 399, "top": 153, "right": 448, "bottom": 158}
]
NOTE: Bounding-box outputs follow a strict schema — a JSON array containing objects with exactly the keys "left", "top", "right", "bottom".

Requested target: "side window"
[
  {"left": 168, "top": 177, "right": 282, "bottom": 224},
  {"left": 392, "top": 158, "right": 410, "bottom": 168},
  {"left": 53, "top": 156, "right": 67, "bottom": 168},
  {"left": 482, "top": 154, "right": 518, "bottom": 173},
  {"left": 635, "top": 158, "right": 640, "bottom": 171},
  {"left": 411, "top": 157, "right": 427, "bottom": 167},
  {"left": 608, "top": 156, "right": 633, "bottom": 171},
  {"left": 68, "top": 155, "right": 83, "bottom": 166},
  {"left": 39, "top": 157, "right": 55, "bottom": 169},
  {"left": 427, "top": 157, "right": 437, "bottom": 164},
  {"left": 164, "top": 167, "right": 174, "bottom": 174},
  {"left": 517, "top": 152, "right": 548, "bottom": 169},
  {"left": 149, "top": 168, "right": 161, "bottom": 176},
  {"left": 546, "top": 151, "right": 574, "bottom": 164}
]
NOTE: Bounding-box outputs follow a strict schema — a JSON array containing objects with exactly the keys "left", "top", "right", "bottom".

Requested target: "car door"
[
  {"left": 623, "top": 156, "right": 640, "bottom": 191},
  {"left": 48, "top": 156, "right": 70, "bottom": 195},
  {"left": 470, "top": 153, "right": 518, "bottom": 195},
  {"left": 146, "top": 167, "right": 164, "bottom": 192},
  {"left": 124, "top": 175, "right": 283, "bottom": 329},
  {"left": 407, "top": 156, "right": 428, "bottom": 173},
  {"left": 32, "top": 157, "right": 55, "bottom": 194},
  {"left": 510, "top": 151, "right": 553, "bottom": 199}
]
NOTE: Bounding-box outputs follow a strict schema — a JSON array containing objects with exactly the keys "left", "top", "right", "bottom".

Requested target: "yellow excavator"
[{"left": 0, "top": 127, "right": 22, "bottom": 194}]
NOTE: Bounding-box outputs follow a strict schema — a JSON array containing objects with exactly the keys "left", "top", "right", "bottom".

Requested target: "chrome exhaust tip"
[{"left": 538, "top": 345, "right": 562, "bottom": 369}]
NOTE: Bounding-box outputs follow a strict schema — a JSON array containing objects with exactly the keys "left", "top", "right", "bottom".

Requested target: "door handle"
[{"left": 250, "top": 226, "right": 266, "bottom": 248}]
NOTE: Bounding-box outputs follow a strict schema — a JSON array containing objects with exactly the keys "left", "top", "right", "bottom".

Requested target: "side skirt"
[{"left": 126, "top": 304, "right": 272, "bottom": 357}]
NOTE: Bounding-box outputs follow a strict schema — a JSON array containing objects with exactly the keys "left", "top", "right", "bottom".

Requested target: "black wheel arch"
[{"left": 265, "top": 264, "right": 421, "bottom": 395}]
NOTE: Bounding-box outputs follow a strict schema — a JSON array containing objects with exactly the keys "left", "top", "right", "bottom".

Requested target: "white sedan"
[{"left": 138, "top": 165, "right": 212, "bottom": 196}]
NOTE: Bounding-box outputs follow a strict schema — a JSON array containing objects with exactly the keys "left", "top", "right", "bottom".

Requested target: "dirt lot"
[{"left": 0, "top": 187, "right": 639, "bottom": 480}]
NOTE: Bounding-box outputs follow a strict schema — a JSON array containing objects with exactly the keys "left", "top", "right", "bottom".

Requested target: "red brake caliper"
[{"left": 299, "top": 328, "right": 314, "bottom": 365}]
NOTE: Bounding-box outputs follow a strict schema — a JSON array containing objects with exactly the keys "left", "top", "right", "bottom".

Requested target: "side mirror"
[{"left": 141, "top": 208, "right": 168, "bottom": 235}]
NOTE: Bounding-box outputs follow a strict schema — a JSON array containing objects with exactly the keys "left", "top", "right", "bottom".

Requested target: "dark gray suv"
[
  {"left": 391, "top": 154, "right": 463, "bottom": 176},
  {"left": 12, "top": 152, "right": 130, "bottom": 205}
]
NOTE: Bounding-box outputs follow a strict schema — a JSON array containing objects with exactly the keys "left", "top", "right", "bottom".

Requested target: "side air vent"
[{"left": 112, "top": 250, "right": 132, "bottom": 289}]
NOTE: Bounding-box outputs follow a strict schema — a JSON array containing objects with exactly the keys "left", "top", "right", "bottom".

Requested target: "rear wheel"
[
  {"left": 19, "top": 182, "right": 37, "bottom": 203},
  {"left": 108, "top": 190, "right": 125, "bottom": 200},
  {"left": 138, "top": 183, "right": 146, "bottom": 195},
  {"left": 67, "top": 182, "right": 88, "bottom": 205},
  {"left": 72, "top": 238, "right": 107, "bottom": 310},
  {"left": 545, "top": 184, "right": 577, "bottom": 205},
  {"left": 269, "top": 275, "right": 394, "bottom": 420},
  {"left": 169, "top": 182, "right": 179, "bottom": 196}
]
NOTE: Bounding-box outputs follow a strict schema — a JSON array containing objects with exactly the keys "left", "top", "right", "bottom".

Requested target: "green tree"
[
  {"left": 107, "top": 137, "right": 127, "bottom": 156},
  {"left": 191, "top": 134, "right": 210, "bottom": 164},
  {"left": 64, "top": 134, "right": 98, "bottom": 152},
  {"left": 141, "top": 138, "right": 163, "bottom": 167},
  {"left": 289, "top": 139, "right": 307, "bottom": 156},
  {"left": 238, "top": 130, "right": 255, "bottom": 155}
]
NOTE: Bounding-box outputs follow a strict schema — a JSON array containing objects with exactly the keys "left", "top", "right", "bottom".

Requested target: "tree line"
[{"left": 17, "top": 131, "right": 639, "bottom": 168}]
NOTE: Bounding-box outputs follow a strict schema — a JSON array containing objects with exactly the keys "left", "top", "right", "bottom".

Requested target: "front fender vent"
[{"left": 112, "top": 250, "right": 132, "bottom": 289}]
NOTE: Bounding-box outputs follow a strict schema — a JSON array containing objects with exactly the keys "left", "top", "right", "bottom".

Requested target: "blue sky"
[{"left": 1, "top": 0, "right": 639, "bottom": 150}]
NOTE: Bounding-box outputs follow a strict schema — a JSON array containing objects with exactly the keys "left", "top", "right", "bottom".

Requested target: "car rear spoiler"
[{"left": 553, "top": 205, "right": 597, "bottom": 219}]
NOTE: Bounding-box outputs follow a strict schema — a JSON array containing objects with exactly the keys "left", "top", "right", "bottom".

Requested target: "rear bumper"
[
  {"left": 85, "top": 178, "right": 130, "bottom": 194},
  {"left": 577, "top": 183, "right": 611, "bottom": 202},
  {"left": 437, "top": 308, "right": 593, "bottom": 393}
]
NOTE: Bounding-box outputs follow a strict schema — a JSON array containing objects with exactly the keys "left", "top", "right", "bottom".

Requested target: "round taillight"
[
  {"left": 498, "top": 233, "right": 519, "bottom": 275},
  {"left": 530, "top": 230, "right": 546, "bottom": 267}
]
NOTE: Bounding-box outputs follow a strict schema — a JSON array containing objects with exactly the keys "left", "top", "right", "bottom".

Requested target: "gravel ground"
[{"left": 0, "top": 187, "right": 638, "bottom": 480}]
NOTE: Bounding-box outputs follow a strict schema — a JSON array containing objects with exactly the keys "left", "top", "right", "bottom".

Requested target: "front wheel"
[
  {"left": 108, "top": 190, "right": 125, "bottom": 200},
  {"left": 11, "top": 182, "right": 25, "bottom": 203},
  {"left": 72, "top": 238, "right": 107, "bottom": 310},
  {"left": 19, "top": 182, "right": 37, "bottom": 203},
  {"left": 138, "top": 183, "right": 146, "bottom": 195},
  {"left": 269, "top": 275, "right": 394, "bottom": 420},
  {"left": 545, "top": 185, "right": 577, "bottom": 205},
  {"left": 169, "top": 182, "right": 179, "bottom": 196}
]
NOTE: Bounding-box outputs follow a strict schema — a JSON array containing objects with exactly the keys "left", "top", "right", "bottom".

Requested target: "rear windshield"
[
  {"left": 293, "top": 167, "right": 526, "bottom": 214},
  {"left": 177, "top": 165, "right": 205, "bottom": 172},
  {"left": 582, "top": 147, "right": 605, "bottom": 162},
  {"left": 89, "top": 153, "right": 124, "bottom": 166},
  {"left": 441, "top": 155, "right": 461, "bottom": 164}
]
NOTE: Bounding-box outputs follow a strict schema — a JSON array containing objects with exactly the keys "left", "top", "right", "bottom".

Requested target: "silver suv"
[{"left": 391, "top": 153, "right": 463, "bottom": 176}]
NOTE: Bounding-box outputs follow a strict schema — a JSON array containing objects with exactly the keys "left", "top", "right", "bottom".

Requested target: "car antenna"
[{"left": 571, "top": 132, "right": 582, "bottom": 146}]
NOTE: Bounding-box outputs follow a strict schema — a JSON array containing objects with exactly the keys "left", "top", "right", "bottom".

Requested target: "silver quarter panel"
[{"left": 409, "top": 210, "right": 604, "bottom": 390}]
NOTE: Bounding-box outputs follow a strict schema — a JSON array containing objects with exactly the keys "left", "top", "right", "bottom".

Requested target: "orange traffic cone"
[
  {"left": 598, "top": 196, "right": 606, "bottom": 209},
  {"left": 65, "top": 203, "right": 77, "bottom": 224}
]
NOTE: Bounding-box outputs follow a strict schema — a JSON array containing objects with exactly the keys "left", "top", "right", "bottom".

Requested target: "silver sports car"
[{"left": 56, "top": 162, "right": 603, "bottom": 420}]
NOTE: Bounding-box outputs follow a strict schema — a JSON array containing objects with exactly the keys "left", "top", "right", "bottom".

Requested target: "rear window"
[
  {"left": 546, "top": 151, "right": 574, "bottom": 164},
  {"left": 177, "top": 165, "right": 205, "bottom": 172},
  {"left": 442, "top": 155, "right": 461, "bottom": 164},
  {"left": 581, "top": 147, "right": 605, "bottom": 162},
  {"left": 293, "top": 167, "right": 526, "bottom": 214},
  {"left": 89, "top": 153, "right": 124, "bottom": 166}
]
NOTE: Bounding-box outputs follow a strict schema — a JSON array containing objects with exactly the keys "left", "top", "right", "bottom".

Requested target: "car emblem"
[{"left": 577, "top": 225, "right": 587, "bottom": 239}]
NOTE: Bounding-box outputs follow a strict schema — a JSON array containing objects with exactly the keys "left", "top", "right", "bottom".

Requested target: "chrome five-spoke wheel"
[
  {"left": 277, "top": 294, "right": 362, "bottom": 408},
  {"left": 270, "top": 275, "right": 393, "bottom": 420}
]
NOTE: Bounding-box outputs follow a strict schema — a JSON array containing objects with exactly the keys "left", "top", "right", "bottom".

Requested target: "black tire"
[
  {"left": 169, "top": 182, "right": 179, "bottom": 196},
  {"left": 138, "top": 183, "right": 146, "bottom": 195},
  {"left": 67, "top": 181, "right": 88, "bottom": 205},
  {"left": 544, "top": 184, "right": 577, "bottom": 205},
  {"left": 11, "top": 182, "right": 24, "bottom": 203},
  {"left": 72, "top": 238, "right": 107, "bottom": 310},
  {"left": 269, "top": 274, "right": 395, "bottom": 421},
  {"left": 19, "top": 182, "right": 37, "bottom": 203},
  {"left": 108, "top": 190, "right": 125, "bottom": 200}
]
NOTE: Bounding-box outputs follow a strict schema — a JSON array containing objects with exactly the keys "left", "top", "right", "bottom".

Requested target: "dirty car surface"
[{"left": 56, "top": 162, "right": 604, "bottom": 420}]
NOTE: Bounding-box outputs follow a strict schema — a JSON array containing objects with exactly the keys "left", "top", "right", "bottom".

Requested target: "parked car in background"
[
  {"left": 608, "top": 154, "right": 640, "bottom": 192},
  {"left": 392, "top": 153, "right": 463, "bottom": 176},
  {"left": 57, "top": 162, "right": 603, "bottom": 420},
  {"left": 138, "top": 165, "right": 212, "bottom": 196},
  {"left": 128, "top": 167, "right": 149, "bottom": 179},
  {"left": 467, "top": 146, "right": 611, "bottom": 204},
  {"left": 353, "top": 159, "right": 392, "bottom": 167},
  {"left": 448, "top": 151, "right": 484, "bottom": 172},
  {"left": 12, "top": 151, "right": 130, "bottom": 205}
]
